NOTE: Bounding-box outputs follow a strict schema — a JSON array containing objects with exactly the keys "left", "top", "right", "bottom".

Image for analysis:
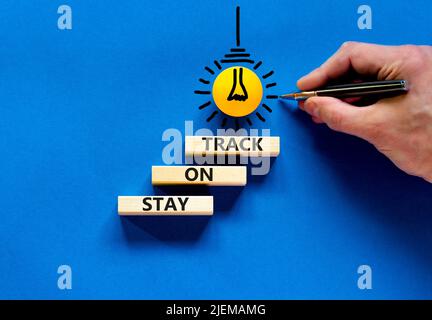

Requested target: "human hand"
[{"left": 298, "top": 42, "right": 432, "bottom": 183}]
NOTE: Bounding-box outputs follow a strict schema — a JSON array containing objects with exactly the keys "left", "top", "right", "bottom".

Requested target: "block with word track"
[
  {"left": 185, "top": 136, "right": 280, "bottom": 157},
  {"left": 152, "top": 166, "right": 247, "bottom": 186},
  {"left": 118, "top": 196, "right": 213, "bottom": 216}
]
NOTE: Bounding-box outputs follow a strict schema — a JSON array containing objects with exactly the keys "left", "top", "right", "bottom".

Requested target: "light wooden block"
[
  {"left": 118, "top": 196, "right": 213, "bottom": 216},
  {"left": 152, "top": 166, "right": 247, "bottom": 186},
  {"left": 185, "top": 136, "right": 280, "bottom": 157}
]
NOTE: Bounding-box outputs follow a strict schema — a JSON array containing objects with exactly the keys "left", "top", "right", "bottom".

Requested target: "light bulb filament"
[{"left": 227, "top": 67, "right": 248, "bottom": 102}]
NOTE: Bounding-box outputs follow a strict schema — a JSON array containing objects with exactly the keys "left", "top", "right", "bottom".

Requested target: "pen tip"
[{"left": 279, "top": 94, "right": 296, "bottom": 100}]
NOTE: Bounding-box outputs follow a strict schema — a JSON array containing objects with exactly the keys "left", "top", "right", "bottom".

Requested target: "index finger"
[{"left": 297, "top": 42, "right": 401, "bottom": 90}]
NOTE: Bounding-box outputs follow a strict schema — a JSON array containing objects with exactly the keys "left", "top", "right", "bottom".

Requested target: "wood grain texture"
[
  {"left": 185, "top": 136, "right": 280, "bottom": 157},
  {"left": 118, "top": 196, "right": 213, "bottom": 216},
  {"left": 152, "top": 166, "right": 247, "bottom": 186}
]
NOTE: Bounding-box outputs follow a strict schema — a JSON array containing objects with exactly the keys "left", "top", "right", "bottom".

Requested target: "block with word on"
[
  {"left": 152, "top": 166, "right": 247, "bottom": 186},
  {"left": 118, "top": 196, "right": 213, "bottom": 216},
  {"left": 185, "top": 136, "right": 280, "bottom": 157}
]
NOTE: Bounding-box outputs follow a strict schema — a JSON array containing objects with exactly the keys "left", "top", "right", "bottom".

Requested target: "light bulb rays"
[
  {"left": 194, "top": 74, "right": 217, "bottom": 123},
  {"left": 205, "top": 66, "right": 215, "bottom": 75},
  {"left": 253, "top": 61, "right": 262, "bottom": 70},
  {"left": 194, "top": 90, "right": 211, "bottom": 95},
  {"left": 193, "top": 6, "right": 278, "bottom": 128},
  {"left": 194, "top": 60, "right": 278, "bottom": 126},
  {"left": 221, "top": 117, "right": 228, "bottom": 127},
  {"left": 214, "top": 60, "right": 222, "bottom": 70},
  {"left": 199, "top": 101, "right": 211, "bottom": 110},
  {"left": 206, "top": 110, "right": 219, "bottom": 122},
  {"left": 262, "top": 70, "right": 274, "bottom": 79},
  {"left": 262, "top": 103, "right": 272, "bottom": 113}
]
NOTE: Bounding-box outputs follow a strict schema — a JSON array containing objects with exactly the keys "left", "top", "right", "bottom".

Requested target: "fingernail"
[{"left": 297, "top": 75, "right": 306, "bottom": 83}]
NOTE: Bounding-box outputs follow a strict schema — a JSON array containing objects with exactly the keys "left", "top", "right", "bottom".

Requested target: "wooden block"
[
  {"left": 152, "top": 166, "right": 247, "bottom": 186},
  {"left": 118, "top": 196, "right": 213, "bottom": 216},
  {"left": 185, "top": 136, "right": 280, "bottom": 157}
]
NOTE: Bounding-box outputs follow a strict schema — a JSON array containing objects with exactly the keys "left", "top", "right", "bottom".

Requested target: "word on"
[{"left": 152, "top": 166, "right": 247, "bottom": 186}]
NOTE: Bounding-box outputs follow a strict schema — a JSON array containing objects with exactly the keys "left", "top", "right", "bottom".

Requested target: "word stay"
[{"left": 118, "top": 196, "right": 213, "bottom": 216}]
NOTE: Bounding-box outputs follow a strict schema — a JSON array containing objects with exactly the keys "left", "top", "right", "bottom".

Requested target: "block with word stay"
[
  {"left": 185, "top": 136, "right": 280, "bottom": 157},
  {"left": 152, "top": 166, "right": 247, "bottom": 186},
  {"left": 118, "top": 196, "right": 213, "bottom": 216}
]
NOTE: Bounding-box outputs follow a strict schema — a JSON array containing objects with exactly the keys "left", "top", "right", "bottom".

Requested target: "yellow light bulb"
[{"left": 212, "top": 66, "right": 263, "bottom": 117}]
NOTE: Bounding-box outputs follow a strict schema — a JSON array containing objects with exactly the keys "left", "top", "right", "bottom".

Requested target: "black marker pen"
[{"left": 279, "top": 80, "right": 408, "bottom": 101}]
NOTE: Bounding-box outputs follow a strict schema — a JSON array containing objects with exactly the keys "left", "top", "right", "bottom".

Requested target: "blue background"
[{"left": 1, "top": 0, "right": 431, "bottom": 299}]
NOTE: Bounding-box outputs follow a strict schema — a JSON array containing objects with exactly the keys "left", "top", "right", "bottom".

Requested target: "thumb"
[{"left": 303, "top": 96, "right": 371, "bottom": 137}]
